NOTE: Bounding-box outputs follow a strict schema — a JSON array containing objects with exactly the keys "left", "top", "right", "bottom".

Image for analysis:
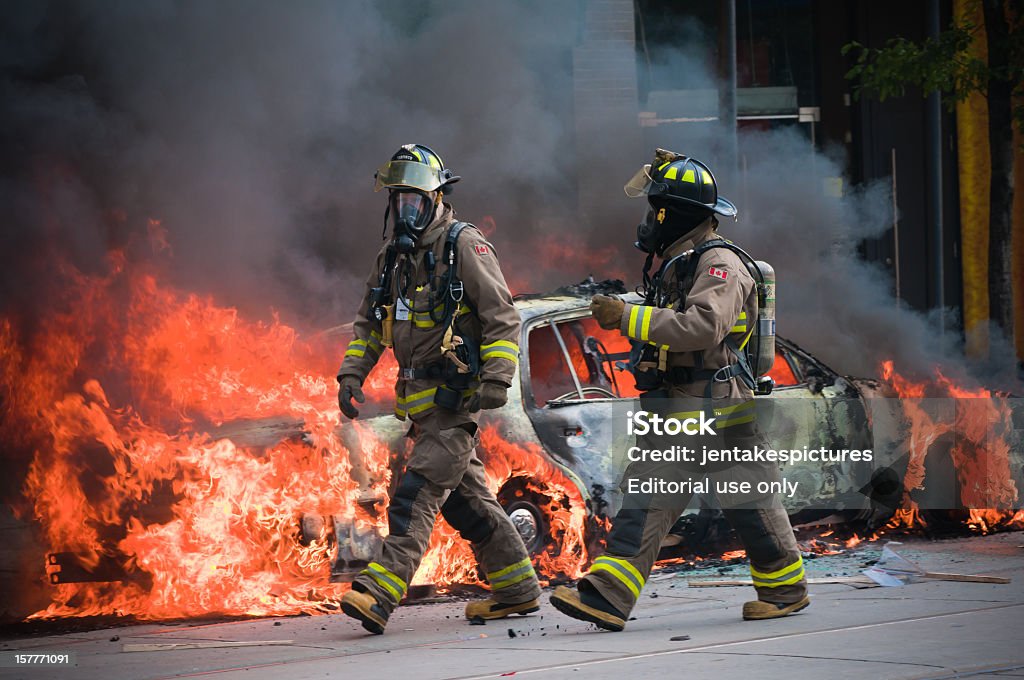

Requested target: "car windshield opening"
[{"left": 528, "top": 317, "right": 641, "bottom": 406}]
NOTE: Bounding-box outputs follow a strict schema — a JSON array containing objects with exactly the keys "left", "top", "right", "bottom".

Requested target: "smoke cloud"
[
  {"left": 632, "top": 39, "right": 1021, "bottom": 392},
  {"left": 0, "top": 0, "right": 583, "bottom": 325},
  {"left": 1, "top": 0, "right": 1018, "bottom": 390}
]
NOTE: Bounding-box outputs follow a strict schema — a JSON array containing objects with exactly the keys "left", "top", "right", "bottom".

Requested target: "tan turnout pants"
[
  {"left": 581, "top": 398, "right": 807, "bottom": 617},
  {"left": 353, "top": 410, "right": 541, "bottom": 613}
]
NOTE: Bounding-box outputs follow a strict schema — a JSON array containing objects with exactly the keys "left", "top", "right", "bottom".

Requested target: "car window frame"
[
  {"left": 520, "top": 308, "right": 627, "bottom": 410},
  {"left": 518, "top": 302, "right": 838, "bottom": 405}
]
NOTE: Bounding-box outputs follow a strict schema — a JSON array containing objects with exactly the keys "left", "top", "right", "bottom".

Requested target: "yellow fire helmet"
[{"left": 374, "top": 144, "right": 461, "bottom": 194}]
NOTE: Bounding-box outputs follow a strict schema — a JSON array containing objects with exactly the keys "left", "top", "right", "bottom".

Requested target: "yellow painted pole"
[{"left": 955, "top": 0, "right": 991, "bottom": 358}]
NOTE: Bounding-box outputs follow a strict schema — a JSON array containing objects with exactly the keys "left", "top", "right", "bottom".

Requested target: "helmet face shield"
[
  {"left": 625, "top": 153, "right": 738, "bottom": 218},
  {"left": 375, "top": 160, "right": 445, "bottom": 192},
  {"left": 624, "top": 164, "right": 654, "bottom": 198}
]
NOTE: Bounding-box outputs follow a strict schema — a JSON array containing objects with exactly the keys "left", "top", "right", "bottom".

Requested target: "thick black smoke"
[
  {"left": 0, "top": 0, "right": 587, "bottom": 326},
  {"left": 2, "top": 0, "right": 1018, "bottom": 389}
]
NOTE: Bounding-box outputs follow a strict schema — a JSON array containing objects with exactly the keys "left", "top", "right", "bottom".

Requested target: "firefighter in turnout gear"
[
  {"left": 550, "top": 150, "right": 809, "bottom": 631},
  {"left": 337, "top": 144, "right": 541, "bottom": 634}
]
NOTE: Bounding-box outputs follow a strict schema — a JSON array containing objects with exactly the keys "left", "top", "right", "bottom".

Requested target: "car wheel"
[{"left": 498, "top": 479, "right": 552, "bottom": 558}]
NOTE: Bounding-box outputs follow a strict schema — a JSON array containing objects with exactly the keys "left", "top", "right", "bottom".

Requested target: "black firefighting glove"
[
  {"left": 590, "top": 294, "right": 625, "bottom": 331},
  {"left": 337, "top": 375, "right": 365, "bottom": 419},
  {"left": 468, "top": 380, "right": 508, "bottom": 413}
]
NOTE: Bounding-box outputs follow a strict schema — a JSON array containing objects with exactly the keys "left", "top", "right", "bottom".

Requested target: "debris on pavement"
[{"left": 863, "top": 542, "right": 1010, "bottom": 586}]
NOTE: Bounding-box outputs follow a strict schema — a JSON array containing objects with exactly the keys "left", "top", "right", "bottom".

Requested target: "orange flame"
[
  {"left": 3, "top": 247, "right": 599, "bottom": 621},
  {"left": 880, "top": 360, "right": 1022, "bottom": 534}
]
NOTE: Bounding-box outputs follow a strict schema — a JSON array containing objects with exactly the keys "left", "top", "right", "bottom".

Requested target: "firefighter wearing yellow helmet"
[
  {"left": 550, "top": 149, "right": 809, "bottom": 631},
  {"left": 337, "top": 144, "right": 540, "bottom": 634}
]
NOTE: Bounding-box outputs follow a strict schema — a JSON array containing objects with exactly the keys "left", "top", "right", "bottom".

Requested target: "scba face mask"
[
  {"left": 634, "top": 200, "right": 714, "bottom": 255},
  {"left": 634, "top": 206, "right": 663, "bottom": 254},
  {"left": 389, "top": 190, "right": 436, "bottom": 254}
]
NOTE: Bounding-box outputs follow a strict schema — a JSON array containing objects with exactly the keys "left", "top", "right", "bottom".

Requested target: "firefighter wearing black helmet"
[
  {"left": 550, "top": 149, "right": 809, "bottom": 631},
  {"left": 336, "top": 144, "right": 540, "bottom": 635}
]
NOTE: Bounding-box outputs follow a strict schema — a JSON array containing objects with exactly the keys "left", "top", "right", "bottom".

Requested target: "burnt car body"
[{"left": 327, "top": 281, "right": 922, "bottom": 578}]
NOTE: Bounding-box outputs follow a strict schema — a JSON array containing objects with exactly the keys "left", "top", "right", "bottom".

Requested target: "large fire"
[
  {"left": 6, "top": 227, "right": 1021, "bottom": 623},
  {"left": 1, "top": 236, "right": 593, "bottom": 621},
  {"left": 880, "top": 360, "right": 1024, "bottom": 534}
]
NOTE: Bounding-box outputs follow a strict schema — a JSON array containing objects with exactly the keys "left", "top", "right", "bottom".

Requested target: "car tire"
[{"left": 498, "top": 479, "right": 553, "bottom": 558}]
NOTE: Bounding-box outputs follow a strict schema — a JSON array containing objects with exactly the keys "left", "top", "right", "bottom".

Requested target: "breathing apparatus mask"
[
  {"left": 635, "top": 200, "right": 717, "bottom": 255},
  {"left": 388, "top": 189, "right": 437, "bottom": 254}
]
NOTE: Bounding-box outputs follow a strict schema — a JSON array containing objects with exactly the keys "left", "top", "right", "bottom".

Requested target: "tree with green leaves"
[{"left": 843, "top": 0, "right": 1023, "bottom": 362}]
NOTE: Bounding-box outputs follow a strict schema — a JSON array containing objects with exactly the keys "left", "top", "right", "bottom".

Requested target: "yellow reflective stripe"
[
  {"left": 681, "top": 168, "right": 696, "bottom": 183},
  {"left": 362, "top": 562, "right": 407, "bottom": 603},
  {"left": 411, "top": 301, "right": 443, "bottom": 328},
  {"left": 752, "top": 568, "right": 806, "bottom": 588},
  {"left": 639, "top": 306, "right": 653, "bottom": 342},
  {"left": 481, "top": 340, "right": 518, "bottom": 352},
  {"left": 602, "top": 556, "right": 645, "bottom": 586},
  {"left": 491, "top": 565, "right": 535, "bottom": 590},
  {"left": 406, "top": 401, "right": 435, "bottom": 415},
  {"left": 487, "top": 558, "right": 536, "bottom": 590},
  {"left": 663, "top": 165, "right": 678, "bottom": 180},
  {"left": 398, "top": 384, "right": 475, "bottom": 416},
  {"left": 701, "top": 169, "right": 713, "bottom": 184},
  {"left": 481, "top": 340, "right": 519, "bottom": 363},
  {"left": 730, "top": 323, "right": 748, "bottom": 333},
  {"left": 410, "top": 303, "right": 471, "bottom": 329},
  {"left": 750, "top": 556, "right": 803, "bottom": 582},
  {"left": 487, "top": 557, "right": 531, "bottom": 581},
  {"left": 738, "top": 327, "right": 756, "bottom": 351},
  {"left": 589, "top": 564, "right": 640, "bottom": 598},
  {"left": 626, "top": 305, "right": 654, "bottom": 342},
  {"left": 345, "top": 338, "right": 370, "bottom": 358},
  {"left": 348, "top": 336, "right": 383, "bottom": 357},
  {"left": 589, "top": 556, "right": 645, "bottom": 599},
  {"left": 481, "top": 348, "right": 519, "bottom": 363},
  {"left": 396, "top": 387, "right": 438, "bottom": 403},
  {"left": 627, "top": 305, "right": 640, "bottom": 338},
  {"left": 394, "top": 387, "right": 438, "bottom": 417},
  {"left": 737, "top": 312, "right": 747, "bottom": 319},
  {"left": 657, "top": 160, "right": 671, "bottom": 171}
]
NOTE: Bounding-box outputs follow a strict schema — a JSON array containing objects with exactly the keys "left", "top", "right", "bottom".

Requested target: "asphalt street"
[{"left": 2, "top": 532, "right": 1022, "bottom": 680}]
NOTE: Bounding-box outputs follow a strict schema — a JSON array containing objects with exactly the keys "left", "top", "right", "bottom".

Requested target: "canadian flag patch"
[
  {"left": 474, "top": 244, "right": 490, "bottom": 255},
  {"left": 708, "top": 266, "right": 729, "bottom": 280}
]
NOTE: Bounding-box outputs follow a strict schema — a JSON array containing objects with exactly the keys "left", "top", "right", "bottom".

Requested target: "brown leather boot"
[
  {"left": 341, "top": 589, "right": 389, "bottom": 634},
  {"left": 465, "top": 597, "right": 540, "bottom": 620},
  {"left": 742, "top": 595, "right": 811, "bottom": 620},
  {"left": 549, "top": 585, "right": 626, "bottom": 632}
]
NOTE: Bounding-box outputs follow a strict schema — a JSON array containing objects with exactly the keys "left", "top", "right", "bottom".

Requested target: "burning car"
[
  {"left": 320, "top": 279, "right": 938, "bottom": 581},
  {"left": 9, "top": 268, "right": 1021, "bottom": 623}
]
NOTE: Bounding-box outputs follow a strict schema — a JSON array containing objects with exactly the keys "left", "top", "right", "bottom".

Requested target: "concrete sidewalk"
[{"left": 2, "top": 532, "right": 1022, "bottom": 680}]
